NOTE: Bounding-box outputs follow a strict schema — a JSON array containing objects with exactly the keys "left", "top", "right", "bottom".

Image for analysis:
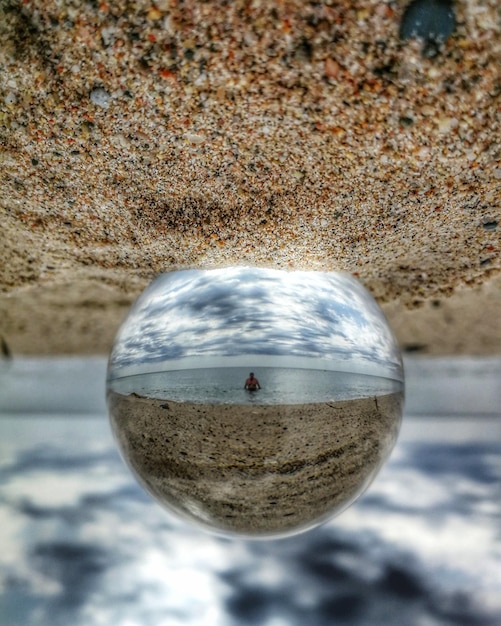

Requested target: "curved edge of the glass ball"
[
  {"left": 104, "top": 267, "right": 406, "bottom": 540},
  {"left": 340, "top": 273, "right": 406, "bottom": 464},
  {"left": 105, "top": 268, "right": 220, "bottom": 384},
  {"left": 337, "top": 270, "right": 406, "bottom": 396},
  {"left": 102, "top": 416, "right": 403, "bottom": 542},
  {"left": 346, "top": 269, "right": 405, "bottom": 396},
  {"left": 157, "top": 432, "right": 402, "bottom": 542}
]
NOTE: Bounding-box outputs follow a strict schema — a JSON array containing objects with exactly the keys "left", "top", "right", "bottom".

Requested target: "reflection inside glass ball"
[{"left": 107, "top": 268, "right": 404, "bottom": 538}]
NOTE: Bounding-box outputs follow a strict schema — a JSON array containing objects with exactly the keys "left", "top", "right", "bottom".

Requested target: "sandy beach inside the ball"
[{"left": 108, "top": 391, "right": 403, "bottom": 535}]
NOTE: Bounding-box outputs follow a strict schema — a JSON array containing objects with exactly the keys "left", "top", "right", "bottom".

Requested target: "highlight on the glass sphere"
[{"left": 107, "top": 268, "right": 404, "bottom": 538}]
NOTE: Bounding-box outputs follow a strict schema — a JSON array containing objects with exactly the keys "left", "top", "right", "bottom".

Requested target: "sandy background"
[
  {"left": 0, "top": 0, "right": 500, "bottom": 355},
  {"left": 108, "top": 390, "right": 403, "bottom": 535}
]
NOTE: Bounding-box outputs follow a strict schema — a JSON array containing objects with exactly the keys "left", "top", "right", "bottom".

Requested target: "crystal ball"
[{"left": 107, "top": 268, "right": 404, "bottom": 538}]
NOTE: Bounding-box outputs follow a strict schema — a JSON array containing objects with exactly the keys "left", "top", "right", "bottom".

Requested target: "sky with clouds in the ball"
[{"left": 109, "top": 268, "right": 403, "bottom": 380}]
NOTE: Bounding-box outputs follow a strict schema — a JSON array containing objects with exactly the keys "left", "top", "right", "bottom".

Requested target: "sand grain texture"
[{"left": 1, "top": 0, "right": 500, "bottom": 354}]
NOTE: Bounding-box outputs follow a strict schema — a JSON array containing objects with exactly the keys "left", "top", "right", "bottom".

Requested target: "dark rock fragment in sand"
[{"left": 400, "top": 0, "right": 456, "bottom": 56}]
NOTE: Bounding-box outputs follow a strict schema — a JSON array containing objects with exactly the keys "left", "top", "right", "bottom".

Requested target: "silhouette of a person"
[{"left": 244, "top": 372, "right": 261, "bottom": 391}]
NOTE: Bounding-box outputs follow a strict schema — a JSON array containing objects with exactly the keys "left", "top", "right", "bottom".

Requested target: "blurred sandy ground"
[{"left": 1, "top": 272, "right": 500, "bottom": 355}]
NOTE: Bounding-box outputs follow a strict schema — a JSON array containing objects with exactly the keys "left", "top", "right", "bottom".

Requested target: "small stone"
[
  {"left": 400, "top": 0, "right": 456, "bottom": 56},
  {"left": 110, "top": 134, "right": 129, "bottom": 148},
  {"left": 356, "top": 8, "right": 370, "bottom": 21},
  {"left": 4, "top": 92, "right": 17, "bottom": 105},
  {"left": 421, "top": 105, "right": 435, "bottom": 116},
  {"left": 482, "top": 220, "right": 498, "bottom": 231},
  {"left": 147, "top": 7, "right": 162, "bottom": 21},
  {"left": 90, "top": 88, "right": 111, "bottom": 108},
  {"left": 324, "top": 58, "right": 341, "bottom": 79},
  {"left": 101, "top": 26, "right": 116, "bottom": 47},
  {"left": 186, "top": 133, "right": 204, "bottom": 145},
  {"left": 437, "top": 116, "right": 458, "bottom": 133},
  {"left": 399, "top": 116, "right": 414, "bottom": 128}
]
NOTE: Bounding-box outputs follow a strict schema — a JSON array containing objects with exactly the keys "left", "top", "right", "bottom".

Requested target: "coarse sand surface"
[{"left": 1, "top": 1, "right": 499, "bottom": 354}]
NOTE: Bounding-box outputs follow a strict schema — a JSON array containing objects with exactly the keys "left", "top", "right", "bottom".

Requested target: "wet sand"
[{"left": 108, "top": 391, "right": 403, "bottom": 536}]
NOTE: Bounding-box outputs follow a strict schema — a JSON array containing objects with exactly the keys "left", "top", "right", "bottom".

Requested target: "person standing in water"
[{"left": 244, "top": 372, "right": 261, "bottom": 391}]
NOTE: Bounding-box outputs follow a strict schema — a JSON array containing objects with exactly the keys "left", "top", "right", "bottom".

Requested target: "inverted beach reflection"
[
  {"left": 107, "top": 269, "right": 404, "bottom": 536},
  {"left": 1, "top": 414, "right": 500, "bottom": 625}
]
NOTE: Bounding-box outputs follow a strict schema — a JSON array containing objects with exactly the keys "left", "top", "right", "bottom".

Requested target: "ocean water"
[{"left": 108, "top": 367, "right": 403, "bottom": 405}]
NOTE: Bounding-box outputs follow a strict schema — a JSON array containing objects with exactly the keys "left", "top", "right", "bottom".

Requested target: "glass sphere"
[{"left": 107, "top": 268, "right": 404, "bottom": 538}]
